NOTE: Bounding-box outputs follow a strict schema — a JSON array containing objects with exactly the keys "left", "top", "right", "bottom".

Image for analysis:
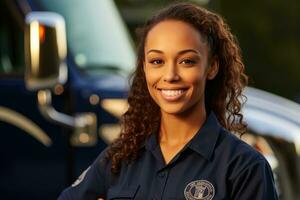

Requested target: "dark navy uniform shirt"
[{"left": 58, "top": 112, "right": 278, "bottom": 200}]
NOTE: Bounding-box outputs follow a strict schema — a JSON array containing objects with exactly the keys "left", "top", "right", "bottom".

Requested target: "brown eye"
[
  {"left": 149, "top": 59, "right": 164, "bottom": 65},
  {"left": 180, "top": 59, "right": 197, "bottom": 65}
]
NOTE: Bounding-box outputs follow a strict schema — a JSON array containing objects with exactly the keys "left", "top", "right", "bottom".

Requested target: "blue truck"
[
  {"left": 0, "top": 0, "right": 135, "bottom": 199},
  {"left": 1, "top": 0, "right": 300, "bottom": 200}
]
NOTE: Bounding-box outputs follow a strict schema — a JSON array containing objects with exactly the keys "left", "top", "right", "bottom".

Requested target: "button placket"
[
  {"left": 158, "top": 171, "right": 166, "bottom": 178},
  {"left": 154, "top": 169, "right": 169, "bottom": 200}
]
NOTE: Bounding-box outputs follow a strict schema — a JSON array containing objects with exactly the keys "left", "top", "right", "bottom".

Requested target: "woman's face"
[{"left": 143, "top": 20, "right": 218, "bottom": 116}]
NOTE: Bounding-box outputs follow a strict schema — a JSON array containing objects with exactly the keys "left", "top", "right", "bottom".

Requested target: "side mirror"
[
  {"left": 25, "top": 12, "right": 67, "bottom": 90},
  {"left": 24, "top": 12, "right": 97, "bottom": 146}
]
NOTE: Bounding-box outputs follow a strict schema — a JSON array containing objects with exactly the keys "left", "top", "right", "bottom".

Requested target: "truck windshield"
[{"left": 35, "top": 0, "right": 136, "bottom": 75}]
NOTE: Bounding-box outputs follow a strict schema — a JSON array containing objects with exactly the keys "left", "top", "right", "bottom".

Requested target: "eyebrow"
[{"left": 146, "top": 49, "right": 200, "bottom": 55}]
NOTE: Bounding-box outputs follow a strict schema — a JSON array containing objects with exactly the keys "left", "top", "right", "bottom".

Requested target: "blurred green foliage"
[
  {"left": 215, "top": 0, "right": 300, "bottom": 100},
  {"left": 115, "top": 0, "right": 300, "bottom": 101}
]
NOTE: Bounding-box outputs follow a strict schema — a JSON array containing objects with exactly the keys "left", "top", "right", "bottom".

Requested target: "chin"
[
  {"left": 160, "top": 104, "right": 188, "bottom": 115},
  {"left": 159, "top": 99, "right": 204, "bottom": 116}
]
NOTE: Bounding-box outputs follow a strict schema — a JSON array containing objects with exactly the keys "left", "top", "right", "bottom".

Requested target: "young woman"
[{"left": 59, "top": 3, "right": 278, "bottom": 200}]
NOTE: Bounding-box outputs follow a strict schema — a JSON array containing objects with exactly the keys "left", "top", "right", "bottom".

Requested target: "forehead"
[{"left": 145, "top": 20, "right": 208, "bottom": 53}]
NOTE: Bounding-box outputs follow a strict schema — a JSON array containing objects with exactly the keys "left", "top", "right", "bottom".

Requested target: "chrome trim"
[
  {"left": 101, "top": 99, "right": 128, "bottom": 119},
  {"left": 25, "top": 11, "right": 67, "bottom": 90},
  {"left": 245, "top": 87, "right": 300, "bottom": 125},
  {"left": 0, "top": 106, "right": 52, "bottom": 146},
  {"left": 37, "top": 90, "right": 98, "bottom": 146},
  {"left": 37, "top": 90, "right": 75, "bottom": 128},
  {"left": 244, "top": 87, "right": 300, "bottom": 155},
  {"left": 99, "top": 124, "right": 121, "bottom": 144},
  {"left": 71, "top": 113, "right": 97, "bottom": 146},
  {"left": 25, "top": 12, "right": 67, "bottom": 59}
]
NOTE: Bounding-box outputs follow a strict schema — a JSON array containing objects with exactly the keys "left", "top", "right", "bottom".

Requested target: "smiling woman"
[
  {"left": 59, "top": 2, "right": 278, "bottom": 200},
  {"left": 143, "top": 20, "right": 219, "bottom": 164},
  {"left": 144, "top": 20, "right": 218, "bottom": 116}
]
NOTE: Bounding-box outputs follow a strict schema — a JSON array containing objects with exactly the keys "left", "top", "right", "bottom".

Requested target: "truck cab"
[{"left": 0, "top": 0, "right": 135, "bottom": 199}]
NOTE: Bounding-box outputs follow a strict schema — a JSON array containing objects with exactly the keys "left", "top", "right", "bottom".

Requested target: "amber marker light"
[{"left": 39, "top": 24, "right": 45, "bottom": 43}]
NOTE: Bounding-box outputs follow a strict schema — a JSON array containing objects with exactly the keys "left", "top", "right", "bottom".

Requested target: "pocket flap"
[{"left": 107, "top": 185, "right": 140, "bottom": 199}]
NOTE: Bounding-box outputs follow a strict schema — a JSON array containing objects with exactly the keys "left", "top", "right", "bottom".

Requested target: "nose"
[{"left": 163, "top": 63, "right": 180, "bottom": 82}]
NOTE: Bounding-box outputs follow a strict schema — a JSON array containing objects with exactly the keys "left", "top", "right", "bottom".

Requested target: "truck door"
[{"left": 0, "top": 1, "right": 68, "bottom": 199}]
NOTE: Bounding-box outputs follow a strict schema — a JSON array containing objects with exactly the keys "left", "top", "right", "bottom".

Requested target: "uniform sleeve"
[
  {"left": 58, "top": 151, "right": 108, "bottom": 200},
  {"left": 229, "top": 158, "right": 279, "bottom": 200}
]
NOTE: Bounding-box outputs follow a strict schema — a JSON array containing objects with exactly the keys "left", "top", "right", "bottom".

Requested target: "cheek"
[
  {"left": 144, "top": 71, "right": 159, "bottom": 102},
  {"left": 182, "top": 70, "right": 205, "bottom": 85},
  {"left": 183, "top": 71, "right": 207, "bottom": 94},
  {"left": 144, "top": 68, "right": 160, "bottom": 87}
]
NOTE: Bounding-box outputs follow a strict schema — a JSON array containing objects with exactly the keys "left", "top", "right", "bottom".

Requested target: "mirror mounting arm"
[
  {"left": 37, "top": 90, "right": 97, "bottom": 146},
  {"left": 37, "top": 90, "right": 75, "bottom": 128}
]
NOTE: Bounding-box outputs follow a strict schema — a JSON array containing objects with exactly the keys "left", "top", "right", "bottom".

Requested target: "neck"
[{"left": 159, "top": 103, "right": 207, "bottom": 145}]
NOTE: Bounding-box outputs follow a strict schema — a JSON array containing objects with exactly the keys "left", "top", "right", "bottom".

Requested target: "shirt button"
[{"left": 158, "top": 172, "right": 166, "bottom": 178}]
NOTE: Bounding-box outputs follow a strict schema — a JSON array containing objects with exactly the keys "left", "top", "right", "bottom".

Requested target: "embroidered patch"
[
  {"left": 184, "top": 180, "right": 215, "bottom": 200},
  {"left": 71, "top": 166, "right": 91, "bottom": 187}
]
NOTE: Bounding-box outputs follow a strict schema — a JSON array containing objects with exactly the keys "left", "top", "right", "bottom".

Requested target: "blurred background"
[
  {"left": 0, "top": 0, "right": 299, "bottom": 199},
  {"left": 115, "top": 0, "right": 300, "bottom": 102}
]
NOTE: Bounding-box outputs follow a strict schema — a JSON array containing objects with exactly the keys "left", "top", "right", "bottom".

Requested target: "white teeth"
[{"left": 161, "top": 89, "right": 185, "bottom": 97}]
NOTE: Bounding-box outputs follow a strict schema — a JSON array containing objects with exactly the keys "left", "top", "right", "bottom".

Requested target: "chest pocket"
[{"left": 107, "top": 185, "right": 140, "bottom": 200}]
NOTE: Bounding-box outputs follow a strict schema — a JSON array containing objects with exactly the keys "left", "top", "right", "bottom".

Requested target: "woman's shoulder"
[
  {"left": 58, "top": 147, "right": 112, "bottom": 199},
  {"left": 216, "top": 128, "right": 270, "bottom": 176},
  {"left": 219, "top": 127, "right": 265, "bottom": 158},
  {"left": 94, "top": 146, "right": 112, "bottom": 172},
  {"left": 216, "top": 129, "right": 278, "bottom": 199}
]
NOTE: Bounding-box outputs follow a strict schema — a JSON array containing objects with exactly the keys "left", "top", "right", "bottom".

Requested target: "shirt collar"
[
  {"left": 187, "top": 112, "right": 221, "bottom": 160},
  {"left": 145, "top": 130, "right": 158, "bottom": 152},
  {"left": 145, "top": 112, "right": 221, "bottom": 161}
]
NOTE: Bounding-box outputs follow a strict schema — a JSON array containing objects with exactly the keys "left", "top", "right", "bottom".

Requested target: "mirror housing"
[
  {"left": 24, "top": 12, "right": 67, "bottom": 90},
  {"left": 24, "top": 12, "right": 97, "bottom": 147}
]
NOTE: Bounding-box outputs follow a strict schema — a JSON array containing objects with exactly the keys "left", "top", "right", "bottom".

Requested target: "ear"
[{"left": 207, "top": 58, "right": 219, "bottom": 80}]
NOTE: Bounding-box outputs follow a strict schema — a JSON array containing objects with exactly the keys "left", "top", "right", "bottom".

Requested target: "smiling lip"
[{"left": 158, "top": 88, "right": 188, "bottom": 101}]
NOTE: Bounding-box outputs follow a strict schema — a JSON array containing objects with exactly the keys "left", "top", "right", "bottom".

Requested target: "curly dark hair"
[{"left": 106, "top": 2, "right": 248, "bottom": 173}]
